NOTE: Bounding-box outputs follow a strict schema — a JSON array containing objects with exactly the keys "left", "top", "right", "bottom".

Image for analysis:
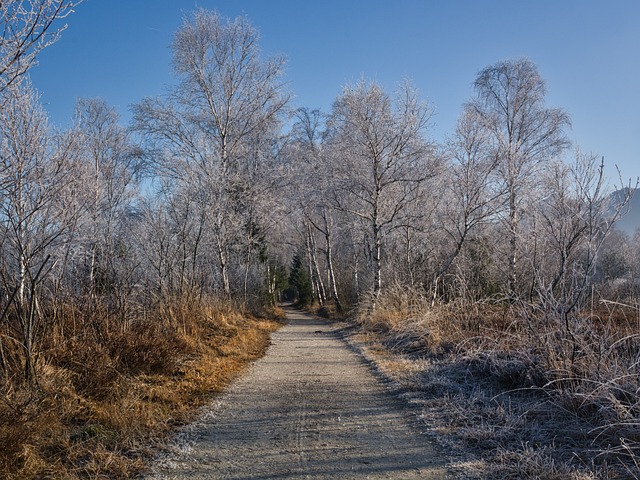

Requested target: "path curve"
[{"left": 146, "top": 306, "right": 449, "bottom": 479}]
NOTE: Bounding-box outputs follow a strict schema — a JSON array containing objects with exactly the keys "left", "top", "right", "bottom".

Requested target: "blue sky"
[{"left": 29, "top": 0, "right": 639, "bottom": 183}]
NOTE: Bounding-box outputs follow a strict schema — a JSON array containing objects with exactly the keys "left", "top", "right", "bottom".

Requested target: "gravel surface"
[{"left": 145, "top": 306, "right": 449, "bottom": 479}]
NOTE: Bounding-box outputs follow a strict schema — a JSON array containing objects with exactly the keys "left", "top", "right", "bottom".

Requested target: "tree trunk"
[
  {"left": 508, "top": 186, "right": 518, "bottom": 295},
  {"left": 243, "top": 240, "right": 252, "bottom": 304},
  {"left": 372, "top": 221, "right": 382, "bottom": 308},
  {"left": 325, "top": 231, "right": 341, "bottom": 310},
  {"left": 217, "top": 235, "right": 230, "bottom": 296},
  {"left": 309, "top": 226, "right": 326, "bottom": 303},
  {"left": 304, "top": 225, "right": 319, "bottom": 301},
  {"left": 404, "top": 226, "right": 415, "bottom": 287}
]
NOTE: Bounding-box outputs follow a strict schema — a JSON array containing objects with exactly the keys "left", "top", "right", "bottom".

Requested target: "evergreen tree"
[{"left": 288, "top": 254, "right": 312, "bottom": 306}]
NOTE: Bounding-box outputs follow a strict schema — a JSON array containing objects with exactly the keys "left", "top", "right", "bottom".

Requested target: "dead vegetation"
[
  {"left": 0, "top": 297, "right": 282, "bottom": 479},
  {"left": 352, "top": 287, "right": 640, "bottom": 479}
]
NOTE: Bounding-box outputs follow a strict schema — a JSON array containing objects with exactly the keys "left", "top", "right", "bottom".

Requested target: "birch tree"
[
  {"left": 171, "top": 9, "right": 288, "bottom": 296},
  {"left": 437, "top": 105, "right": 501, "bottom": 289},
  {"left": 519, "top": 153, "right": 635, "bottom": 369},
  {"left": 289, "top": 108, "right": 342, "bottom": 309},
  {"left": 326, "top": 80, "right": 435, "bottom": 307},
  {"left": 74, "top": 98, "right": 140, "bottom": 298},
  {"left": 133, "top": 9, "right": 288, "bottom": 296},
  {"left": 536, "top": 153, "right": 633, "bottom": 305},
  {"left": 471, "top": 58, "right": 570, "bottom": 294},
  {"left": 0, "top": 0, "right": 80, "bottom": 94},
  {"left": 0, "top": 82, "right": 79, "bottom": 381}
]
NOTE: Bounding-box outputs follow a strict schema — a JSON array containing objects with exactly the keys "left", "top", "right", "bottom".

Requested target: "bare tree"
[
  {"left": 471, "top": 58, "right": 570, "bottom": 294},
  {"left": 74, "top": 98, "right": 140, "bottom": 298},
  {"left": 133, "top": 186, "right": 209, "bottom": 302},
  {"left": 0, "top": 82, "right": 80, "bottom": 381},
  {"left": 536, "top": 153, "right": 634, "bottom": 308},
  {"left": 133, "top": 9, "right": 288, "bottom": 297},
  {"left": 326, "top": 79, "right": 435, "bottom": 307},
  {"left": 0, "top": 0, "right": 80, "bottom": 94},
  {"left": 519, "top": 153, "right": 635, "bottom": 370},
  {"left": 437, "top": 105, "right": 501, "bottom": 287},
  {"left": 288, "top": 107, "right": 343, "bottom": 309}
]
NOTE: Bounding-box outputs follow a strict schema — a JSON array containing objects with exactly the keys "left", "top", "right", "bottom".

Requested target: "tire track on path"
[{"left": 146, "top": 306, "right": 449, "bottom": 479}]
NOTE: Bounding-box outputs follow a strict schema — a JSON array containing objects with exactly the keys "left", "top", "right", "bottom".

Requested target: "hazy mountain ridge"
[{"left": 612, "top": 187, "right": 640, "bottom": 235}]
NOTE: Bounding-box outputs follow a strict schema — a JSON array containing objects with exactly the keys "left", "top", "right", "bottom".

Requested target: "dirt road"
[{"left": 146, "top": 306, "right": 449, "bottom": 479}]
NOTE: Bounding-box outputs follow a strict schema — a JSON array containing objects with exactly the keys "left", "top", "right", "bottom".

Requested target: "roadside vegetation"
[
  {"left": 340, "top": 288, "right": 640, "bottom": 479},
  {"left": 0, "top": 297, "right": 281, "bottom": 478},
  {"left": 0, "top": 4, "right": 286, "bottom": 478}
]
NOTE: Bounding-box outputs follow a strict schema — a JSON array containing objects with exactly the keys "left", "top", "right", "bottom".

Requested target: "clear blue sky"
[{"left": 29, "top": 0, "right": 640, "bottom": 183}]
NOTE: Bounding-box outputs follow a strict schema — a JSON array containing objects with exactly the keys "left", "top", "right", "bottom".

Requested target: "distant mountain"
[{"left": 612, "top": 188, "right": 640, "bottom": 235}]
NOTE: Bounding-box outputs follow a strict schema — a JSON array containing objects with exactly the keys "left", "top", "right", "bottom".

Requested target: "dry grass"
[
  {"left": 353, "top": 286, "right": 640, "bottom": 479},
  {"left": 0, "top": 296, "right": 282, "bottom": 479}
]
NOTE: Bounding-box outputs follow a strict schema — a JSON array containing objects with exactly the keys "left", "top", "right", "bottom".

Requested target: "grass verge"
[
  {"left": 0, "top": 297, "right": 283, "bottom": 479},
  {"left": 350, "top": 287, "right": 640, "bottom": 479}
]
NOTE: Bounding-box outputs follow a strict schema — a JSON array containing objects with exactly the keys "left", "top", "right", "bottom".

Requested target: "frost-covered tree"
[
  {"left": 0, "top": 0, "right": 80, "bottom": 94},
  {"left": 0, "top": 82, "right": 80, "bottom": 381},
  {"left": 325, "top": 80, "right": 435, "bottom": 306},
  {"left": 74, "top": 98, "right": 141, "bottom": 298},
  {"left": 438, "top": 105, "right": 501, "bottom": 284},
  {"left": 471, "top": 58, "right": 570, "bottom": 294},
  {"left": 133, "top": 9, "right": 288, "bottom": 297},
  {"left": 286, "top": 107, "right": 343, "bottom": 309}
]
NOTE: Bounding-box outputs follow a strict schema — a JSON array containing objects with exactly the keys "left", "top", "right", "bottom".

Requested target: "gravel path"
[{"left": 145, "top": 306, "right": 449, "bottom": 479}]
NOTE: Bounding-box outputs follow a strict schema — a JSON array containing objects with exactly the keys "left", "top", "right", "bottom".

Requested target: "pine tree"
[{"left": 288, "top": 254, "right": 312, "bottom": 306}]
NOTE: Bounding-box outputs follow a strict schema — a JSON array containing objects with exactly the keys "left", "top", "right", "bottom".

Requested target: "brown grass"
[
  {"left": 353, "top": 286, "right": 640, "bottom": 479},
  {"left": 0, "top": 296, "right": 282, "bottom": 479}
]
